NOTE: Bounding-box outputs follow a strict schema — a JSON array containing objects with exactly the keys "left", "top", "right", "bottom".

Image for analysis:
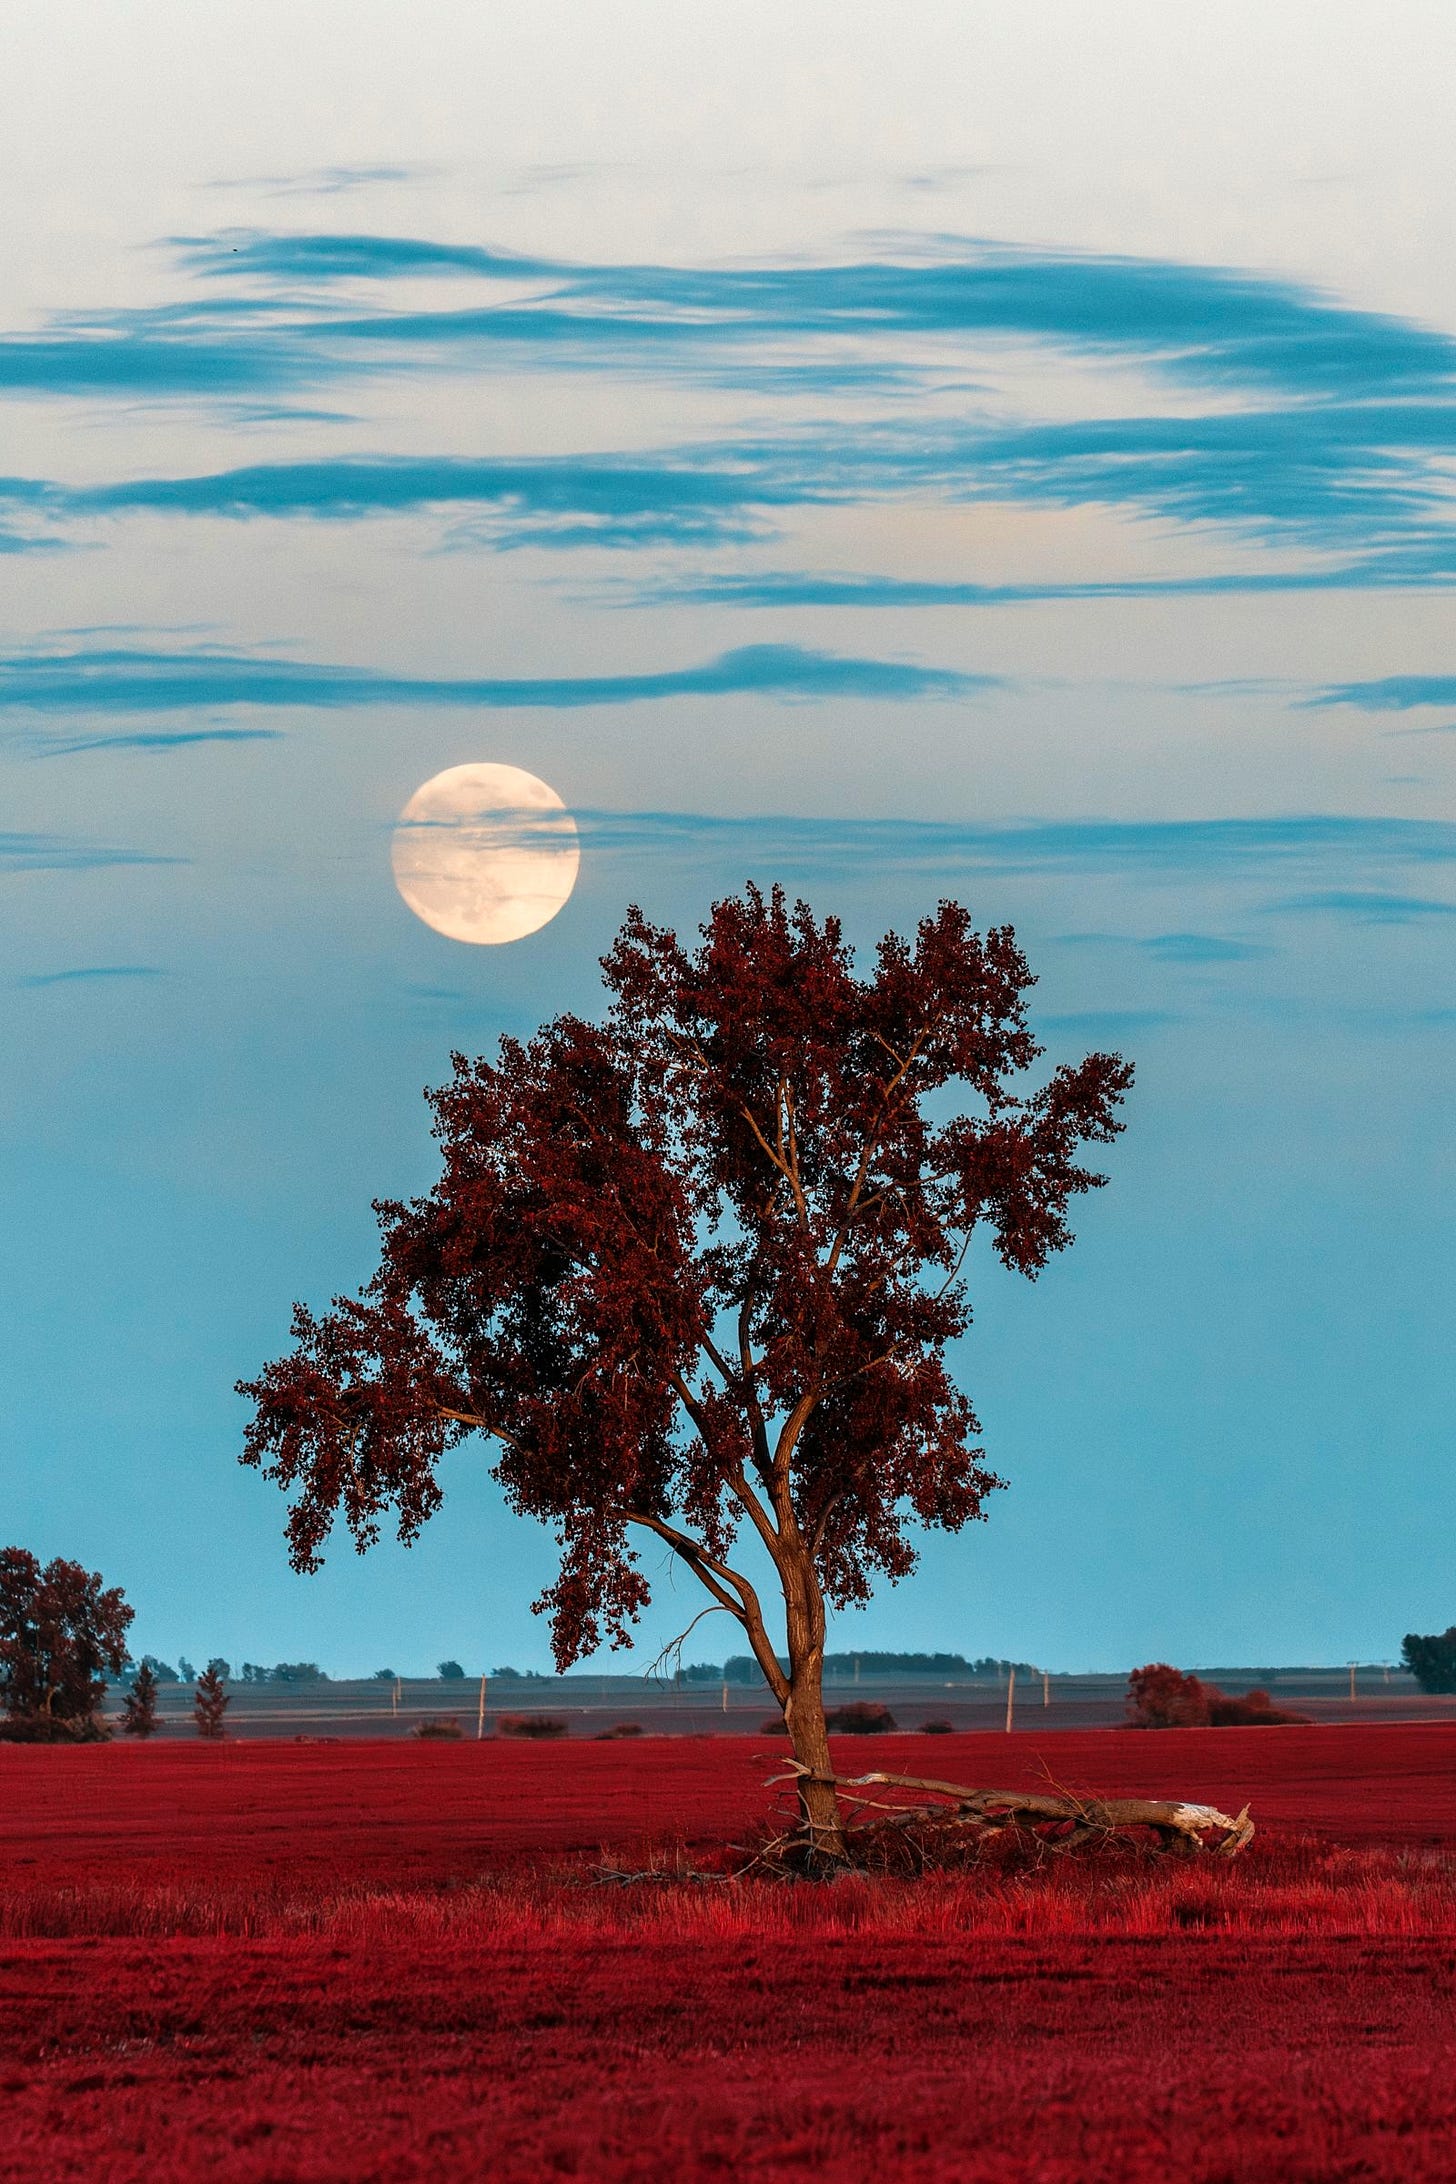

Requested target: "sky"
[{"left": 2, "top": 1, "right": 1452, "bottom": 1676}]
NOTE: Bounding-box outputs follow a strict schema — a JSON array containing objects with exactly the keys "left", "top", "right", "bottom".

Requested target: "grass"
[{"left": 2, "top": 1728, "right": 1454, "bottom": 2180}]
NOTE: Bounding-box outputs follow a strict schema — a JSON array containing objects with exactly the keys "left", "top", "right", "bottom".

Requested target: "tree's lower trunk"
[
  {"left": 779, "top": 1579, "right": 845, "bottom": 1866},
  {"left": 785, "top": 1671, "right": 844, "bottom": 1866}
]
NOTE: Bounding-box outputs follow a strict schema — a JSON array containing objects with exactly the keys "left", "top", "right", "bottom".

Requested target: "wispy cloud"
[
  {"left": 35, "top": 726, "right": 283, "bottom": 756},
  {"left": 3, "top": 229, "right": 1455, "bottom": 584},
  {"left": 0, "top": 642, "right": 990, "bottom": 725},
  {"left": 1141, "top": 933, "right": 1274, "bottom": 963},
  {"left": 171, "top": 230, "right": 1456, "bottom": 401},
  {"left": 565, "top": 808, "right": 1456, "bottom": 879},
  {"left": 0, "top": 831, "right": 183, "bottom": 873},
  {"left": 1314, "top": 676, "right": 1456, "bottom": 711},
  {"left": 19, "top": 964, "right": 165, "bottom": 987},
  {"left": 1269, "top": 889, "right": 1456, "bottom": 922}
]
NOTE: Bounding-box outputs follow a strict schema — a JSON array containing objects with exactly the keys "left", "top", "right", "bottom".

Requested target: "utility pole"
[
  {"left": 392, "top": 1675, "right": 401, "bottom": 1720},
  {"left": 476, "top": 1674, "right": 487, "bottom": 1740},
  {"left": 1042, "top": 1670, "right": 1050, "bottom": 1709},
  {"left": 721, "top": 1679, "right": 728, "bottom": 1714},
  {"left": 1005, "top": 1663, "right": 1016, "bottom": 1733},
  {"left": 1348, "top": 1661, "right": 1357, "bottom": 1703}
]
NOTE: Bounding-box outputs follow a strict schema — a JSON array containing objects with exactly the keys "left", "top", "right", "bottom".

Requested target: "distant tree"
[
  {"left": 122, "top": 1661, "right": 161, "bottom": 1737},
  {"left": 1401, "top": 1628, "right": 1456, "bottom": 1694},
  {"left": 0, "top": 1548, "right": 133, "bottom": 1742},
  {"left": 193, "top": 1664, "right": 229, "bottom": 1738},
  {"left": 140, "top": 1654, "right": 180, "bottom": 1684},
  {"left": 177, "top": 1656, "right": 196, "bottom": 1683},
  {"left": 372, "top": 1667, "right": 397, "bottom": 1681},
  {"left": 271, "top": 1661, "right": 327, "bottom": 1684},
  {"left": 241, "top": 888, "right": 1131, "bottom": 1859},
  {"left": 206, "top": 1656, "right": 231, "bottom": 1681},
  {"left": 437, "top": 1659, "right": 466, "bottom": 1680},
  {"left": 1128, "top": 1663, "right": 1213, "bottom": 1727},
  {"left": 240, "top": 1662, "right": 267, "bottom": 1684}
]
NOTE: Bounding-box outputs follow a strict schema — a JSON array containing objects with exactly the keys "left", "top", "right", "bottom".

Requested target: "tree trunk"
[
  {"left": 779, "top": 1549, "right": 845, "bottom": 1866},
  {"left": 785, "top": 1666, "right": 844, "bottom": 1866}
]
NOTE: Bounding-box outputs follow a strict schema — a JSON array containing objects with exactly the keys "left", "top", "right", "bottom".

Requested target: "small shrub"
[
  {"left": 1207, "top": 1687, "right": 1308, "bottom": 1726},
  {"left": 412, "top": 1716, "right": 464, "bottom": 1740},
  {"left": 918, "top": 1718, "right": 954, "bottom": 1735},
  {"left": 496, "top": 1714, "right": 568, "bottom": 1739},
  {"left": 594, "top": 1722, "right": 643, "bottom": 1739},
  {"left": 826, "top": 1700, "right": 897, "bottom": 1734},
  {"left": 0, "top": 1715, "right": 112, "bottom": 1744}
]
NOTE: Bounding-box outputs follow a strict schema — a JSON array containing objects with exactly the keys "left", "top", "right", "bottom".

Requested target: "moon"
[{"left": 391, "top": 763, "right": 580, "bottom": 944}]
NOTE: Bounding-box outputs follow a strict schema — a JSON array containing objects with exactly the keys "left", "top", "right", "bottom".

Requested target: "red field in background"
[{"left": 2, "top": 1726, "right": 1454, "bottom": 2182}]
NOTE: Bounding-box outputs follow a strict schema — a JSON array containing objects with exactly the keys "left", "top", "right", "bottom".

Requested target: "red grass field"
[{"left": 2, "top": 1725, "right": 1454, "bottom": 2181}]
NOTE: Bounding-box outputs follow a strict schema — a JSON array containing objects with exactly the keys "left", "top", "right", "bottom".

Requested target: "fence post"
[
  {"left": 476, "top": 1675, "right": 487, "bottom": 1740},
  {"left": 1042, "top": 1670, "right": 1050, "bottom": 1709},
  {"left": 1005, "top": 1663, "right": 1016, "bottom": 1733}
]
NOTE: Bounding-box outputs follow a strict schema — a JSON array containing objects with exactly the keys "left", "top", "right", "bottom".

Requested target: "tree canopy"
[
  {"left": 241, "top": 886, "right": 1131, "bottom": 1848},
  {"left": 0, "top": 1547, "right": 133, "bottom": 1741}
]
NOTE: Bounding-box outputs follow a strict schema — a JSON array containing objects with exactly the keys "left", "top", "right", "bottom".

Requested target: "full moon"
[{"left": 390, "top": 763, "right": 580, "bottom": 944}]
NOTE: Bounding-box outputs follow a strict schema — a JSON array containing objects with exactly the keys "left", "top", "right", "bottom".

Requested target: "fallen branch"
[{"left": 765, "top": 1761, "right": 1254, "bottom": 1860}]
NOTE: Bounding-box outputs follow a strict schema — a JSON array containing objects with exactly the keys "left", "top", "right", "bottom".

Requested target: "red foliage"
[
  {"left": 0, "top": 1729, "right": 1454, "bottom": 2180},
  {"left": 824, "top": 1699, "right": 898, "bottom": 1733},
  {"left": 496, "top": 1713, "right": 568, "bottom": 1739},
  {"left": 0, "top": 1547, "right": 132, "bottom": 1737},
  {"left": 1128, "top": 1662, "right": 1310, "bottom": 1728},
  {"left": 238, "top": 890, "right": 1130, "bottom": 1825}
]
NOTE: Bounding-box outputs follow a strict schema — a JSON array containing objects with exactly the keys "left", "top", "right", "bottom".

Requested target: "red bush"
[
  {"left": 825, "top": 1701, "right": 898, "bottom": 1734},
  {"left": 496, "top": 1714, "right": 568, "bottom": 1739},
  {"left": 1128, "top": 1663, "right": 1309, "bottom": 1728}
]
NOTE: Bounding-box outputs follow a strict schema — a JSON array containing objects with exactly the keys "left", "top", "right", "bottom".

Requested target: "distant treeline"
[
  {"left": 118, "top": 1658, "right": 328, "bottom": 1687},
  {"left": 695, "top": 1653, "right": 1038, "bottom": 1685}
]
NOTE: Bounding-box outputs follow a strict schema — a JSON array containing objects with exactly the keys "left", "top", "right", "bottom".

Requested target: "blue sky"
[{"left": 2, "top": 2, "right": 1452, "bottom": 1674}]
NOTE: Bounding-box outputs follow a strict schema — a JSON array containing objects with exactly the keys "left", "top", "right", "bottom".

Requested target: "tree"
[
  {"left": 139, "top": 1654, "right": 179, "bottom": 1684},
  {"left": 240, "top": 887, "right": 1131, "bottom": 1859},
  {"left": 1402, "top": 1628, "right": 1456, "bottom": 1694},
  {"left": 271, "top": 1661, "right": 326, "bottom": 1684},
  {"left": 437, "top": 1659, "right": 466, "bottom": 1680},
  {"left": 177, "top": 1656, "right": 196, "bottom": 1682},
  {"left": 122, "top": 1661, "right": 161, "bottom": 1737},
  {"left": 194, "top": 1663, "right": 229, "bottom": 1737},
  {"left": 0, "top": 1547, "right": 133, "bottom": 1741},
  {"left": 207, "top": 1656, "right": 232, "bottom": 1681}
]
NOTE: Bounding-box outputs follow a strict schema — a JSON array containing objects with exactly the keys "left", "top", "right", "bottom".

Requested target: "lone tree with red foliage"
[
  {"left": 193, "top": 1663, "right": 229, "bottom": 1738},
  {"left": 122, "top": 1660, "right": 161, "bottom": 1737},
  {"left": 0, "top": 1546, "right": 133, "bottom": 1742},
  {"left": 240, "top": 887, "right": 1131, "bottom": 1857}
]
